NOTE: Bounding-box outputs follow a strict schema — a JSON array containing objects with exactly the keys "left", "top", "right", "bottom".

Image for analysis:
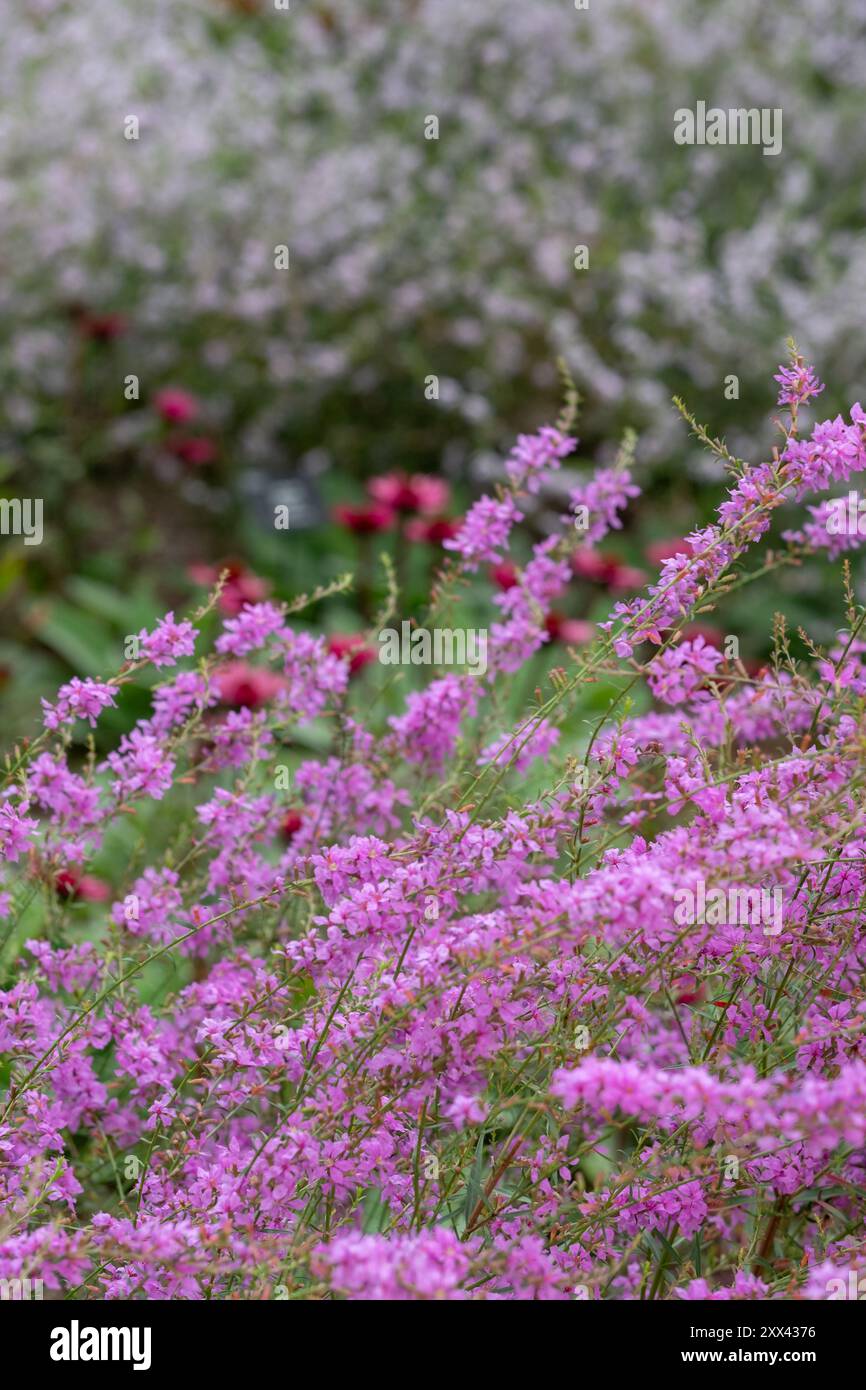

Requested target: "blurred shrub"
[{"left": 2, "top": 0, "right": 866, "bottom": 489}]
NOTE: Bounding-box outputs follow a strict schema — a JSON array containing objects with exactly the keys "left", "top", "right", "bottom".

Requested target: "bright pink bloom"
[{"left": 154, "top": 388, "right": 198, "bottom": 424}]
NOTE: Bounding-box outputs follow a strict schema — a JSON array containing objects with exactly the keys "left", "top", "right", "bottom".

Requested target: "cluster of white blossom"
[{"left": 2, "top": 0, "right": 865, "bottom": 472}]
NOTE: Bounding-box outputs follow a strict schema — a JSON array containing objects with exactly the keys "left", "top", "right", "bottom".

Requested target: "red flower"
[
  {"left": 367, "top": 472, "right": 449, "bottom": 516},
  {"left": 490, "top": 562, "right": 519, "bottom": 591},
  {"left": 55, "top": 868, "right": 110, "bottom": 902},
  {"left": 214, "top": 661, "right": 285, "bottom": 709},
  {"left": 78, "top": 312, "right": 127, "bottom": 342},
  {"left": 545, "top": 612, "right": 594, "bottom": 645},
  {"left": 154, "top": 388, "right": 199, "bottom": 425},
  {"left": 404, "top": 516, "right": 463, "bottom": 545},
  {"left": 188, "top": 562, "right": 270, "bottom": 616},
  {"left": 280, "top": 809, "right": 304, "bottom": 843},
  {"left": 571, "top": 550, "right": 647, "bottom": 591},
  {"left": 327, "top": 633, "right": 376, "bottom": 675},
  {"left": 171, "top": 436, "right": 217, "bottom": 467},
  {"left": 333, "top": 503, "right": 395, "bottom": 536},
  {"left": 672, "top": 974, "right": 707, "bottom": 1007}
]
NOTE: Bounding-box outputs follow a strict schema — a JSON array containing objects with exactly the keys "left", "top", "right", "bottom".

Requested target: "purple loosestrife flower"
[
  {"left": 276, "top": 630, "right": 349, "bottom": 722},
  {"left": 774, "top": 362, "right": 825, "bottom": 408},
  {"left": 27, "top": 753, "right": 100, "bottom": 828},
  {"left": 570, "top": 466, "right": 640, "bottom": 546},
  {"left": 504, "top": 425, "right": 577, "bottom": 494},
  {"left": 216, "top": 602, "right": 287, "bottom": 657},
  {"left": 783, "top": 499, "right": 866, "bottom": 559},
  {"left": 41, "top": 677, "right": 117, "bottom": 730},
  {"left": 137, "top": 612, "right": 198, "bottom": 668},
  {"left": 388, "top": 675, "right": 480, "bottom": 772},
  {"left": 780, "top": 405, "right": 866, "bottom": 498},
  {"left": 313, "top": 1231, "right": 473, "bottom": 1301},
  {"left": 0, "top": 799, "right": 37, "bottom": 862},
  {"left": 646, "top": 636, "right": 722, "bottom": 705},
  {"left": 7, "top": 367, "right": 866, "bottom": 1301},
  {"left": 149, "top": 671, "right": 215, "bottom": 736},
  {"left": 104, "top": 731, "right": 175, "bottom": 801},
  {"left": 494, "top": 537, "right": 571, "bottom": 620},
  {"left": 479, "top": 718, "right": 560, "bottom": 773},
  {"left": 443, "top": 494, "right": 524, "bottom": 571},
  {"left": 111, "top": 868, "right": 187, "bottom": 946}
]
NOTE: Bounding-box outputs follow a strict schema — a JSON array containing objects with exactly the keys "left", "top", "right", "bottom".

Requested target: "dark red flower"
[
  {"left": 672, "top": 974, "right": 706, "bottom": 1007},
  {"left": 367, "top": 472, "right": 449, "bottom": 516},
  {"left": 188, "top": 562, "right": 270, "bottom": 616},
  {"left": 490, "top": 562, "right": 519, "bottom": 591},
  {"left": 280, "top": 809, "right": 304, "bottom": 843},
  {"left": 571, "top": 550, "right": 647, "bottom": 591},
  {"left": 55, "top": 868, "right": 110, "bottom": 902},
  {"left": 333, "top": 503, "right": 395, "bottom": 536},
  {"left": 327, "top": 633, "right": 376, "bottom": 675},
  {"left": 171, "top": 436, "right": 217, "bottom": 467},
  {"left": 78, "top": 312, "right": 128, "bottom": 342},
  {"left": 214, "top": 661, "right": 285, "bottom": 709},
  {"left": 544, "top": 612, "right": 594, "bottom": 645},
  {"left": 404, "top": 516, "right": 463, "bottom": 545}
]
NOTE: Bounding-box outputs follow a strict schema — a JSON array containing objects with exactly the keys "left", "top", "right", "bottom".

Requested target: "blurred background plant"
[{"left": 2, "top": 0, "right": 865, "bottom": 740}]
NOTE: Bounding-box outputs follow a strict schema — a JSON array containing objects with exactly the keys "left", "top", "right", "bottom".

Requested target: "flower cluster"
[{"left": 2, "top": 365, "right": 866, "bottom": 1302}]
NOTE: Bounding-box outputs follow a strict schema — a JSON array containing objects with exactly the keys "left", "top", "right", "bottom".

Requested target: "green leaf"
[
  {"left": 28, "top": 600, "right": 118, "bottom": 675},
  {"left": 463, "top": 1131, "right": 486, "bottom": 1226}
]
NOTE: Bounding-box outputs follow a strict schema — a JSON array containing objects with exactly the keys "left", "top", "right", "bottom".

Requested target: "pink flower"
[
  {"left": 404, "top": 516, "right": 463, "bottom": 544},
  {"left": 326, "top": 634, "right": 376, "bottom": 676},
  {"left": 280, "top": 809, "right": 304, "bottom": 843},
  {"left": 55, "top": 869, "right": 110, "bottom": 902},
  {"left": 138, "top": 612, "right": 198, "bottom": 669},
  {"left": 76, "top": 310, "right": 127, "bottom": 342},
  {"left": 213, "top": 661, "right": 285, "bottom": 709},
  {"left": 774, "top": 360, "right": 825, "bottom": 409},
  {"left": 444, "top": 495, "right": 524, "bottom": 571},
  {"left": 572, "top": 549, "right": 646, "bottom": 590},
  {"left": 188, "top": 561, "right": 270, "bottom": 617},
  {"left": 216, "top": 603, "right": 286, "bottom": 658},
  {"left": 544, "top": 612, "right": 594, "bottom": 645},
  {"left": 444, "top": 1093, "right": 487, "bottom": 1129},
  {"left": 367, "top": 472, "right": 450, "bottom": 515},
  {"left": 505, "top": 426, "right": 577, "bottom": 494},
  {"left": 170, "top": 436, "right": 217, "bottom": 467},
  {"left": 569, "top": 467, "right": 640, "bottom": 544},
  {"left": 490, "top": 561, "right": 519, "bottom": 590},
  {"left": 42, "top": 677, "right": 117, "bottom": 730},
  {"left": 154, "top": 388, "right": 199, "bottom": 424},
  {"left": 0, "top": 800, "right": 37, "bottom": 862},
  {"left": 333, "top": 503, "right": 395, "bottom": 535},
  {"left": 647, "top": 636, "right": 722, "bottom": 705}
]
